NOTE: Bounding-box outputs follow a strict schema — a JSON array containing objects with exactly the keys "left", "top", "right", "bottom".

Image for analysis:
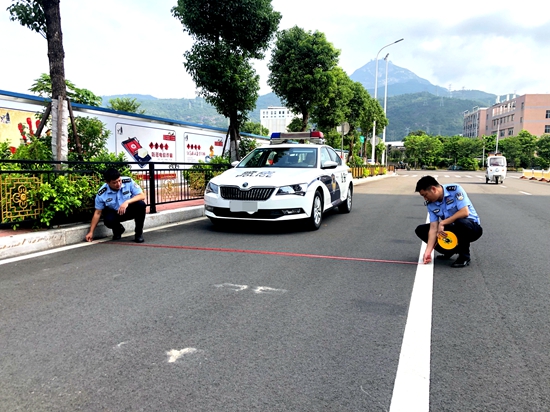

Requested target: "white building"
[{"left": 260, "top": 106, "right": 295, "bottom": 135}]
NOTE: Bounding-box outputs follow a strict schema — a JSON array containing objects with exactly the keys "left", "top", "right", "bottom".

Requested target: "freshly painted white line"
[
  {"left": 465, "top": 175, "right": 473, "bottom": 178},
  {"left": 214, "top": 283, "right": 249, "bottom": 291},
  {"left": 519, "top": 191, "right": 532, "bottom": 196},
  {"left": 0, "top": 217, "right": 206, "bottom": 265},
  {"left": 390, "top": 216, "right": 433, "bottom": 412},
  {"left": 167, "top": 347, "right": 197, "bottom": 363},
  {"left": 253, "top": 286, "right": 287, "bottom": 294}
]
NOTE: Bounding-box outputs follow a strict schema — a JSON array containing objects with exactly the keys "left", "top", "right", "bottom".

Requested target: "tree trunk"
[
  {"left": 228, "top": 116, "right": 241, "bottom": 162},
  {"left": 41, "top": 0, "right": 67, "bottom": 162},
  {"left": 300, "top": 111, "right": 309, "bottom": 132}
]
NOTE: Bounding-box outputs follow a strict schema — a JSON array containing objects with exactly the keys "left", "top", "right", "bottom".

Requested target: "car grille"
[{"left": 220, "top": 186, "right": 275, "bottom": 201}]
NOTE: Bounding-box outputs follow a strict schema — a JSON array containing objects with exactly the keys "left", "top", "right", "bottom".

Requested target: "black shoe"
[
  {"left": 436, "top": 253, "right": 454, "bottom": 260},
  {"left": 134, "top": 235, "right": 144, "bottom": 243},
  {"left": 112, "top": 225, "right": 125, "bottom": 240},
  {"left": 451, "top": 256, "right": 471, "bottom": 268}
]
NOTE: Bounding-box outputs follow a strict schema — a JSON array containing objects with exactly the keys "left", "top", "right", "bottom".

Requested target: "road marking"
[
  {"left": 214, "top": 283, "right": 249, "bottom": 291},
  {"left": 167, "top": 347, "right": 198, "bottom": 363},
  {"left": 390, "top": 217, "right": 433, "bottom": 412},
  {"left": 519, "top": 191, "right": 532, "bottom": 195},
  {"left": 113, "top": 243, "right": 419, "bottom": 266}
]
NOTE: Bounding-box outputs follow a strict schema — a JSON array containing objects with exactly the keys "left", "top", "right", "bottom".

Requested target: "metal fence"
[{"left": 0, "top": 160, "right": 229, "bottom": 227}]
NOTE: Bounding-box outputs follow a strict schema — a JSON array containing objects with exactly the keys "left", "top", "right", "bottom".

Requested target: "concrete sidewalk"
[{"left": 0, "top": 174, "right": 395, "bottom": 261}]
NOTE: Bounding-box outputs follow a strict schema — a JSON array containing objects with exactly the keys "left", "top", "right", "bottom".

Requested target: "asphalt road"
[{"left": 1, "top": 171, "right": 549, "bottom": 411}]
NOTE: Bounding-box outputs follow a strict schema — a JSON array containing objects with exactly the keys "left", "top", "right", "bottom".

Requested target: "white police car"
[{"left": 204, "top": 131, "right": 353, "bottom": 230}]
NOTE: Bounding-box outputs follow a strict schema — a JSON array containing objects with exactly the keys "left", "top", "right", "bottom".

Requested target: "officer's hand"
[
  {"left": 118, "top": 202, "right": 128, "bottom": 215},
  {"left": 85, "top": 232, "right": 93, "bottom": 242},
  {"left": 423, "top": 251, "right": 432, "bottom": 264}
]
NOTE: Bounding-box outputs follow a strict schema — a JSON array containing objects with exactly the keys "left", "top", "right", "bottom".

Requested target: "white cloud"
[{"left": 1, "top": 0, "right": 549, "bottom": 99}]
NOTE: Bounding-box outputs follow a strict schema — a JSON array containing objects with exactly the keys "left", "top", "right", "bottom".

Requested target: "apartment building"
[
  {"left": 463, "top": 94, "right": 550, "bottom": 138},
  {"left": 463, "top": 106, "right": 488, "bottom": 138},
  {"left": 260, "top": 106, "right": 295, "bottom": 135}
]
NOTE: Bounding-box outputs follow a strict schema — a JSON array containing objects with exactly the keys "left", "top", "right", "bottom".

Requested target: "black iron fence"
[{"left": 0, "top": 160, "right": 229, "bottom": 227}]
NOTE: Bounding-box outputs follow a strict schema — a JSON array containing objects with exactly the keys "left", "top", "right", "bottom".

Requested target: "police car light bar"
[{"left": 270, "top": 131, "right": 325, "bottom": 144}]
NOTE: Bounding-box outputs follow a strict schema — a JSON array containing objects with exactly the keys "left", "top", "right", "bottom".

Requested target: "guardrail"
[
  {"left": 520, "top": 168, "right": 550, "bottom": 182},
  {"left": 0, "top": 160, "right": 229, "bottom": 227},
  {"left": 350, "top": 165, "right": 393, "bottom": 179}
]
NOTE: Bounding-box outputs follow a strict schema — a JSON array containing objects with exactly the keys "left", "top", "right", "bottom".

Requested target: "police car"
[{"left": 204, "top": 131, "right": 353, "bottom": 230}]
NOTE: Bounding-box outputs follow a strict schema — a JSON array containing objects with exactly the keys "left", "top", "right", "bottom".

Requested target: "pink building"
[{"left": 464, "top": 94, "right": 550, "bottom": 138}]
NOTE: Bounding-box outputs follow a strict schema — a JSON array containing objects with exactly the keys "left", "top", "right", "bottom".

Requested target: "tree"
[
  {"left": 268, "top": 26, "right": 340, "bottom": 132},
  {"left": 107, "top": 97, "right": 145, "bottom": 114},
  {"left": 312, "top": 67, "right": 353, "bottom": 132},
  {"left": 8, "top": 0, "right": 68, "bottom": 162},
  {"left": 536, "top": 134, "right": 550, "bottom": 168},
  {"left": 172, "top": 0, "right": 281, "bottom": 162},
  {"left": 241, "top": 121, "right": 269, "bottom": 136},
  {"left": 30, "top": 73, "right": 102, "bottom": 106}
]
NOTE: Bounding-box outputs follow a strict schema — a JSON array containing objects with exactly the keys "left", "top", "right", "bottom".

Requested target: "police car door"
[{"left": 321, "top": 146, "right": 346, "bottom": 203}]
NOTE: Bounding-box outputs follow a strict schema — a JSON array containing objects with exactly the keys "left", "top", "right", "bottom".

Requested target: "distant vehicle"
[
  {"left": 485, "top": 154, "right": 507, "bottom": 184},
  {"left": 448, "top": 165, "right": 462, "bottom": 170}
]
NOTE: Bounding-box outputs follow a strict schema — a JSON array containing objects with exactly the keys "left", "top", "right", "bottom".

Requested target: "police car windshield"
[{"left": 238, "top": 147, "right": 318, "bottom": 168}]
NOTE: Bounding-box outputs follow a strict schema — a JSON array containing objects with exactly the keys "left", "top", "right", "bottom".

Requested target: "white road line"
[
  {"left": 519, "top": 191, "right": 532, "bottom": 196},
  {"left": 390, "top": 217, "right": 433, "bottom": 412}
]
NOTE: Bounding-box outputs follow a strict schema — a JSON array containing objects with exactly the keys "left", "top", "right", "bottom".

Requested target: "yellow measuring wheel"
[{"left": 437, "top": 231, "right": 458, "bottom": 250}]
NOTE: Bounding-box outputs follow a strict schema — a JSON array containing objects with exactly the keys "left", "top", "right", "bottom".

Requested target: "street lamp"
[
  {"left": 371, "top": 38, "right": 403, "bottom": 164},
  {"left": 381, "top": 53, "right": 390, "bottom": 166}
]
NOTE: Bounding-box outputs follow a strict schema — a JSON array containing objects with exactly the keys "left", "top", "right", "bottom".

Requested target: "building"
[
  {"left": 463, "top": 94, "right": 550, "bottom": 138},
  {"left": 463, "top": 106, "right": 488, "bottom": 138},
  {"left": 260, "top": 106, "right": 295, "bottom": 135}
]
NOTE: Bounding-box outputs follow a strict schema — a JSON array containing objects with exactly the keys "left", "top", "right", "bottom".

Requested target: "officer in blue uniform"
[
  {"left": 415, "top": 175, "right": 483, "bottom": 267},
  {"left": 85, "top": 168, "right": 146, "bottom": 243}
]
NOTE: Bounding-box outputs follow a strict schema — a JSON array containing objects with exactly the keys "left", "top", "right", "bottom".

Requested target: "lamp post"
[
  {"left": 371, "top": 38, "right": 403, "bottom": 164},
  {"left": 381, "top": 53, "right": 390, "bottom": 166}
]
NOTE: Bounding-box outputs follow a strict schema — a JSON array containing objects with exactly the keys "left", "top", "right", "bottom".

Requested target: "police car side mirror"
[
  {"left": 322, "top": 160, "right": 338, "bottom": 169},
  {"left": 231, "top": 161, "right": 240, "bottom": 168}
]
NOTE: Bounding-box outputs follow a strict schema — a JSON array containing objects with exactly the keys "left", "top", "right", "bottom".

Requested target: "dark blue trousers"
[
  {"left": 415, "top": 218, "right": 483, "bottom": 258},
  {"left": 103, "top": 201, "right": 146, "bottom": 236}
]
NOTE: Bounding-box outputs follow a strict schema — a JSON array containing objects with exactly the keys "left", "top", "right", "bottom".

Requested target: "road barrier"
[{"left": 520, "top": 169, "right": 550, "bottom": 182}]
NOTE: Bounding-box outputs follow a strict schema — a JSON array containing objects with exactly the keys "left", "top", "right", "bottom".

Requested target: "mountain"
[
  {"left": 101, "top": 61, "right": 499, "bottom": 140},
  {"left": 350, "top": 60, "right": 497, "bottom": 106}
]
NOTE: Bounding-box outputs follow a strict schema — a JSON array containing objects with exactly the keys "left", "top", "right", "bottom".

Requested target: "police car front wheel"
[{"left": 306, "top": 191, "right": 323, "bottom": 230}]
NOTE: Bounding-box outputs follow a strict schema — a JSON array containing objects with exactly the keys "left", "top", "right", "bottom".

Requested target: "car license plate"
[{"left": 230, "top": 201, "right": 258, "bottom": 213}]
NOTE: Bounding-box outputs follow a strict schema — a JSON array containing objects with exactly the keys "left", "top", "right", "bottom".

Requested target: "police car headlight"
[
  {"left": 277, "top": 184, "right": 306, "bottom": 196},
  {"left": 205, "top": 181, "right": 219, "bottom": 194}
]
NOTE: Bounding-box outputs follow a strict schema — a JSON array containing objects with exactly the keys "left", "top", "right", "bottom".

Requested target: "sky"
[{"left": 1, "top": 0, "right": 549, "bottom": 101}]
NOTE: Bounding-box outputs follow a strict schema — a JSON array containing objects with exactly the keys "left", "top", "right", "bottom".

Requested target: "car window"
[
  {"left": 320, "top": 147, "right": 331, "bottom": 166},
  {"left": 238, "top": 147, "right": 318, "bottom": 168},
  {"left": 326, "top": 147, "right": 342, "bottom": 165}
]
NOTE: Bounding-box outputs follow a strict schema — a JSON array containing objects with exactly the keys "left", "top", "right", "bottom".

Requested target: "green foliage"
[
  {"left": 172, "top": 0, "right": 281, "bottom": 161},
  {"left": 86, "top": 152, "right": 133, "bottom": 178},
  {"left": 184, "top": 159, "right": 229, "bottom": 191},
  {"left": 457, "top": 157, "right": 478, "bottom": 171},
  {"left": 313, "top": 67, "right": 353, "bottom": 131},
  {"left": 268, "top": 26, "right": 340, "bottom": 131},
  {"left": 32, "top": 174, "right": 97, "bottom": 227},
  {"left": 68, "top": 117, "right": 110, "bottom": 161},
  {"left": 0, "top": 141, "right": 14, "bottom": 160},
  {"left": 108, "top": 97, "right": 146, "bottom": 114},
  {"left": 7, "top": 0, "right": 46, "bottom": 38},
  {"left": 241, "top": 121, "right": 269, "bottom": 136},
  {"left": 29, "top": 74, "right": 102, "bottom": 106},
  {"left": 238, "top": 136, "right": 258, "bottom": 159},
  {"left": 11, "top": 126, "right": 53, "bottom": 165}
]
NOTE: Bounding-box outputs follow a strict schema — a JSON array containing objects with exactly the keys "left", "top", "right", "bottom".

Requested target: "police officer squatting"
[
  {"left": 414, "top": 175, "right": 483, "bottom": 268},
  {"left": 85, "top": 168, "right": 146, "bottom": 243}
]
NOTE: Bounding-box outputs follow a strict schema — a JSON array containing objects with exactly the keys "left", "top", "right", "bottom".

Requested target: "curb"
[{"left": 0, "top": 206, "right": 205, "bottom": 261}]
